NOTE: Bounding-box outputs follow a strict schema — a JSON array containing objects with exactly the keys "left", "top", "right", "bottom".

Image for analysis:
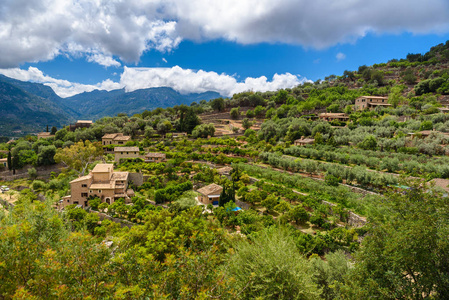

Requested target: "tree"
[
  {"left": 88, "top": 197, "right": 101, "bottom": 210},
  {"left": 219, "top": 183, "right": 235, "bottom": 207},
  {"left": 37, "top": 145, "right": 56, "bottom": 166},
  {"left": 343, "top": 180, "right": 449, "bottom": 299},
  {"left": 230, "top": 107, "right": 240, "bottom": 119},
  {"left": 358, "top": 135, "right": 377, "bottom": 150},
  {"left": 290, "top": 205, "right": 309, "bottom": 224},
  {"left": 210, "top": 98, "right": 225, "bottom": 112},
  {"left": 192, "top": 123, "right": 215, "bottom": 138},
  {"left": 28, "top": 167, "right": 38, "bottom": 180},
  {"left": 226, "top": 227, "right": 320, "bottom": 299},
  {"left": 156, "top": 120, "right": 173, "bottom": 135},
  {"left": 7, "top": 150, "right": 12, "bottom": 171},
  {"left": 242, "top": 118, "right": 252, "bottom": 130},
  {"left": 179, "top": 108, "right": 201, "bottom": 134},
  {"left": 54, "top": 141, "right": 103, "bottom": 176},
  {"left": 50, "top": 126, "right": 57, "bottom": 135},
  {"left": 261, "top": 194, "right": 278, "bottom": 213}
]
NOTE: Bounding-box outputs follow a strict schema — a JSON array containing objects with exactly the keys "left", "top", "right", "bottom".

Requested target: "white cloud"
[
  {"left": 119, "top": 66, "right": 309, "bottom": 96},
  {"left": 1, "top": 0, "right": 449, "bottom": 67},
  {"left": 162, "top": 58, "right": 168, "bottom": 63},
  {"left": 0, "top": 67, "right": 121, "bottom": 97},
  {"left": 336, "top": 52, "right": 346, "bottom": 61},
  {"left": 86, "top": 53, "right": 121, "bottom": 68},
  {"left": 0, "top": 66, "right": 310, "bottom": 98}
]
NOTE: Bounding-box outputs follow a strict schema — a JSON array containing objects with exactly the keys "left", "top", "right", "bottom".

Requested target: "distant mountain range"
[{"left": 0, "top": 75, "right": 221, "bottom": 136}]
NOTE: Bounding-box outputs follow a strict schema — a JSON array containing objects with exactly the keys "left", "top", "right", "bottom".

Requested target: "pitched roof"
[
  {"left": 111, "top": 172, "right": 129, "bottom": 181},
  {"left": 217, "top": 166, "right": 232, "bottom": 174},
  {"left": 294, "top": 138, "right": 315, "bottom": 144},
  {"left": 114, "top": 147, "right": 139, "bottom": 152},
  {"left": 70, "top": 175, "right": 92, "bottom": 184},
  {"left": 114, "top": 135, "right": 131, "bottom": 141},
  {"left": 146, "top": 152, "right": 166, "bottom": 158},
  {"left": 197, "top": 183, "right": 223, "bottom": 196},
  {"left": 38, "top": 132, "right": 52, "bottom": 136},
  {"left": 76, "top": 120, "right": 93, "bottom": 124},
  {"left": 102, "top": 133, "right": 120, "bottom": 139},
  {"left": 319, "top": 113, "right": 349, "bottom": 117},
  {"left": 359, "top": 95, "right": 388, "bottom": 99},
  {"left": 92, "top": 164, "right": 114, "bottom": 173}
]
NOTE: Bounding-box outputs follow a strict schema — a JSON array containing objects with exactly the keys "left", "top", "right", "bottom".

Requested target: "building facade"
[
  {"left": 197, "top": 183, "right": 223, "bottom": 205},
  {"left": 69, "top": 120, "right": 93, "bottom": 131},
  {"left": 114, "top": 147, "right": 141, "bottom": 163},
  {"left": 62, "top": 164, "right": 134, "bottom": 208},
  {"left": 145, "top": 153, "right": 166, "bottom": 163},
  {"left": 355, "top": 96, "right": 390, "bottom": 111}
]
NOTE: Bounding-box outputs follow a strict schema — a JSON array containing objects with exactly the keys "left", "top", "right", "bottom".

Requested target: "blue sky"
[{"left": 1, "top": 0, "right": 449, "bottom": 97}]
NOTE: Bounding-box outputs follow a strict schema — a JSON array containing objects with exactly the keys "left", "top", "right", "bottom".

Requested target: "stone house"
[
  {"left": 145, "top": 152, "right": 166, "bottom": 163},
  {"left": 102, "top": 133, "right": 132, "bottom": 153},
  {"left": 62, "top": 164, "right": 134, "bottom": 208},
  {"left": 114, "top": 147, "right": 141, "bottom": 163},
  {"left": 294, "top": 137, "right": 315, "bottom": 146},
  {"left": 318, "top": 113, "right": 350, "bottom": 122},
  {"left": 0, "top": 158, "right": 9, "bottom": 169},
  {"left": 37, "top": 132, "right": 55, "bottom": 139},
  {"left": 197, "top": 183, "right": 223, "bottom": 205},
  {"left": 69, "top": 120, "right": 93, "bottom": 131},
  {"left": 217, "top": 166, "right": 233, "bottom": 176},
  {"left": 354, "top": 96, "right": 390, "bottom": 111}
]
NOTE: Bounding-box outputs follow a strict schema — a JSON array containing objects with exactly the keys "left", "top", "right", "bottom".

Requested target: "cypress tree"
[{"left": 7, "top": 151, "right": 11, "bottom": 171}]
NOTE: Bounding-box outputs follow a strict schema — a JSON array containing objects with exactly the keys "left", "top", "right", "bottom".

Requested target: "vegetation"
[{"left": 2, "top": 40, "right": 449, "bottom": 299}]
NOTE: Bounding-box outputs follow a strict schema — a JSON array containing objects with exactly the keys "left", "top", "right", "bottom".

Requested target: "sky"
[{"left": 1, "top": 0, "right": 449, "bottom": 98}]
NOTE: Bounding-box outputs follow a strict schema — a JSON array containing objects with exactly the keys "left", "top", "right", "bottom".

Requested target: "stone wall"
[
  {"left": 322, "top": 200, "right": 367, "bottom": 228},
  {"left": 128, "top": 172, "right": 144, "bottom": 186},
  {"left": 90, "top": 210, "right": 135, "bottom": 229},
  {"left": 0, "top": 163, "right": 64, "bottom": 181}
]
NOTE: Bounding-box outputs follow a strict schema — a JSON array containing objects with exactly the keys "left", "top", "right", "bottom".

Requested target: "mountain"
[
  {"left": 62, "top": 87, "right": 221, "bottom": 119},
  {"left": 0, "top": 75, "right": 74, "bottom": 136},
  {"left": 0, "top": 74, "right": 222, "bottom": 136}
]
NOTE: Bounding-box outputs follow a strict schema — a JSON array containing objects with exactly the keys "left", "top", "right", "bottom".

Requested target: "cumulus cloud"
[
  {"left": 336, "top": 52, "right": 346, "bottom": 61},
  {"left": 0, "top": 0, "right": 181, "bottom": 68},
  {"left": 0, "top": 66, "right": 310, "bottom": 98},
  {"left": 119, "top": 66, "right": 309, "bottom": 96},
  {"left": 0, "top": 67, "right": 121, "bottom": 97},
  {"left": 1, "top": 0, "right": 449, "bottom": 67}
]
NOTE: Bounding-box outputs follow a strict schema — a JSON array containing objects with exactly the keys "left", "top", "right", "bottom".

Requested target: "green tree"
[
  {"left": 226, "top": 227, "right": 320, "bottom": 299},
  {"left": 50, "top": 126, "right": 57, "bottom": 135},
  {"left": 210, "top": 97, "right": 225, "bottom": 112},
  {"left": 230, "top": 107, "right": 240, "bottom": 119},
  {"left": 290, "top": 205, "right": 310, "bottom": 224},
  {"left": 54, "top": 141, "right": 103, "bottom": 175},
  {"left": 88, "top": 197, "right": 101, "bottom": 210},
  {"left": 261, "top": 194, "right": 278, "bottom": 213},
  {"left": 37, "top": 145, "right": 56, "bottom": 166},
  {"left": 242, "top": 118, "right": 252, "bottom": 130},
  {"left": 343, "top": 180, "right": 449, "bottom": 299}
]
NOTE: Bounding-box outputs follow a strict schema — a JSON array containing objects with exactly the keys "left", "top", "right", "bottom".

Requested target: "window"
[
  {"left": 81, "top": 193, "right": 88, "bottom": 197},
  {"left": 98, "top": 190, "right": 102, "bottom": 193},
  {"left": 81, "top": 184, "right": 87, "bottom": 188}
]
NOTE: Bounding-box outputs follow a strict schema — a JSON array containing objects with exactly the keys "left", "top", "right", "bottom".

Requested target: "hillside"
[
  {"left": 62, "top": 87, "right": 221, "bottom": 120},
  {"left": 0, "top": 76, "right": 73, "bottom": 136},
  {"left": 0, "top": 75, "right": 221, "bottom": 137}
]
